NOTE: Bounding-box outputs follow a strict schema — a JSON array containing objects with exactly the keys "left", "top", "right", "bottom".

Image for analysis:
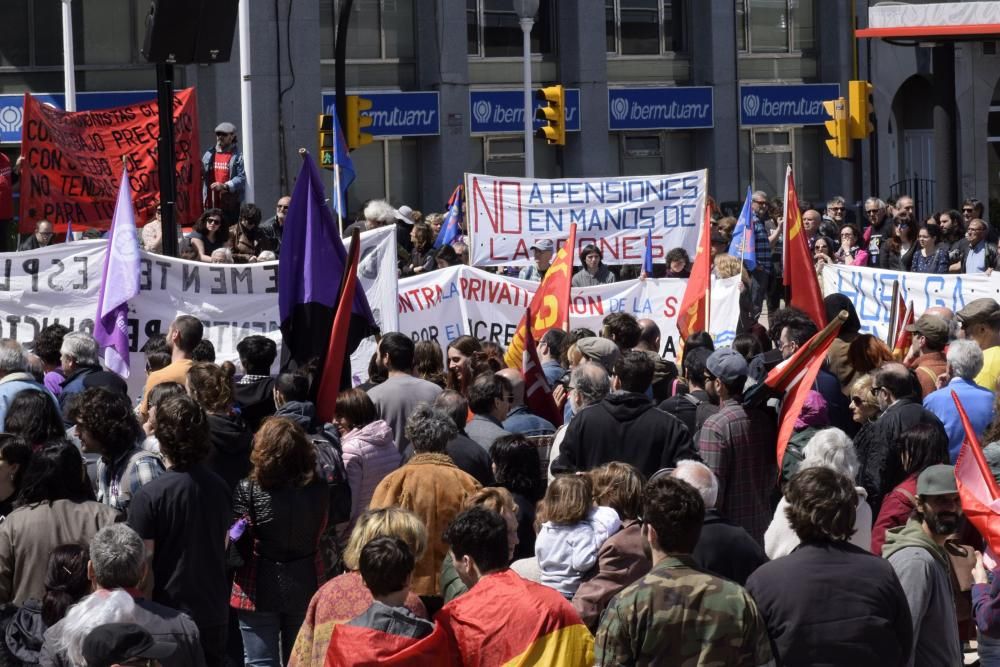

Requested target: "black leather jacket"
[{"left": 232, "top": 477, "right": 328, "bottom": 563}]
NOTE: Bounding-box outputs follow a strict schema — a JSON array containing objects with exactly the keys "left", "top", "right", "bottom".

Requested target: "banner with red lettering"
[
  {"left": 397, "top": 265, "right": 740, "bottom": 362},
  {"left": 466, "top": 170, "right": 707, "bottom": 267},
  {"left": 19, "top": 89, "right": 202, "bottom": 232}
]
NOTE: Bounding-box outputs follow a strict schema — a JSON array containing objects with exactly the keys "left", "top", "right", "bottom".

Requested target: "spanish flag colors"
[
  {"left": 783, "top": 166, "right": 826, "bottom": 327},
  {"left": 503, "top": 225, "right": 577, "bottom": 370},
  {"left": 953, "top": 391, "right": 1000, "bottom": 555},
  {"left": 677, "top": 202, "right": 712, "bottom": 344}
]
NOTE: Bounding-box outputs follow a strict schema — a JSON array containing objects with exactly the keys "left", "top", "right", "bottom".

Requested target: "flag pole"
[
  {"left": 334, "top": 162, "right": 344, "bottom": 236},
  {"left": 769, "top": 310, "right": 849, "bottom": 388},
  {"left": 887, "top": 279, "right": 900, "bottom": 347}
]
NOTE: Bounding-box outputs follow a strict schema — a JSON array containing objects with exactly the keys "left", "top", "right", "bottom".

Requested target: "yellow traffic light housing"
[
  {"left": 345, "top": 95, "right": 374, "bottom": 150},
  {"left": 823, "top": 98, "right": 851, "bottom": 159},
  {"left": 848, "top": 80, "right": 874, "bottom": 140},
  {"left": 535, "top": 85, "right": 566, "bottom": 146},
  {"left": 318, "top": 114, "right": 334, "bottom": 171}
]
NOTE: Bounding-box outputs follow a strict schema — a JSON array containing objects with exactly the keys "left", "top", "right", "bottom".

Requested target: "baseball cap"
[
  {"left": 705, "top": 348, "right": 749, "bottom": 383},
  {"left": 394, "top": 205, "right": 415, "bottom": 225},
  {"left": 214, "top": 122, "right": 237, "bottom": 134},
  {"left": 82, "top": 623, "right": 176, "bottom": 665},
  {"left": 530, "top": 239, "right": 555, "bottom": 252},
  {"left": 957, "top": 298, "right": 1000, "bottom": 328},
  {"left": 575, "top": 337, "right": 622, "bottom": 373},
  {"left": 916, "top": 464, "right": 958, "bottom": 496},
  {"left": 905, "top": 314, "right": 949, "bottom": 346}
]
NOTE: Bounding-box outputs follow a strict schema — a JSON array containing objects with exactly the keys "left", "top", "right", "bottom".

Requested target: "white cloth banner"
[
  {"left": 821, "top": 262, "right": 1000, "bottom": 339},
  {"left": 396, "top": 265, "right": 741, "bottom": 361},
  {"left": 466, "top": 170, "right": 707, "bottom": 267},
  {"left": 0, "top": 225, "right": 399, "bottom": 397}
]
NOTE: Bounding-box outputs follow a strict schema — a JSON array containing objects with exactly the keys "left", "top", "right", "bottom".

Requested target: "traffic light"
[
  {"left": 822, "top": 97, "right": 851, "bottom": 159},
  {"left": 535, "top": 84, "right": 565, "bottom": 146},
  {"left": 848, "top": 80, "right": 874, "bottom": 139},
  {"left": 345, "top": 95, "right": 374, "bottom": 150},
  {"left": 318, "top": 114, "right": 334, "bottom": 171}
]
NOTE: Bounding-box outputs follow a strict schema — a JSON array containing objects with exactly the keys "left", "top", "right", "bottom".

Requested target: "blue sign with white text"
[
  {"left": 608, "top": 87, "right": 713, "bottom": 130},
  {"left": 0, "top": 91, "right": 156, "bottom": 143},
  {"left": 469, "top": 89, "right": 581, "bottom": 135},
  {"left": 739, "top": 83, "right": 840, "bottom": 127},
  {"left": 321, "top": 91, "right": 440, "bottom": 137}
]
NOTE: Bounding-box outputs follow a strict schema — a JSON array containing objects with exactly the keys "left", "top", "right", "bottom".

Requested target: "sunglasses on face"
[
  {"left": 207, "top": 219, "right": 222, "bottom": 226},
  {"left": 963, "top": 208, "right": 975, "bottom": 213}
]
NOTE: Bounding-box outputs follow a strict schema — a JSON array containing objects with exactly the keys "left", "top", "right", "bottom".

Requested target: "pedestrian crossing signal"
[{"left": 318, "top": 114, "right": 335, "bottom": 171}]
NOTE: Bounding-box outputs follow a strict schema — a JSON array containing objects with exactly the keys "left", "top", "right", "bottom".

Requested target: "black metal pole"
[
  {"left": 334, "top": 0, "right": 353, "bottom": 136},
  {"left": 156, "top": 62, "right": 178, "bottom": 257}
]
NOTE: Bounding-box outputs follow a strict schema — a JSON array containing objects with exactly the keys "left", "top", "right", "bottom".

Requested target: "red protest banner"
[{"left": 18, "top": 88, "right": 202, "bottom": 233}]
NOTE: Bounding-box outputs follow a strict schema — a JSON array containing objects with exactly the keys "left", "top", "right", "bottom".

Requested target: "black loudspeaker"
[{"left": 142, "top": 0, "right": 240, "bottom": 65}]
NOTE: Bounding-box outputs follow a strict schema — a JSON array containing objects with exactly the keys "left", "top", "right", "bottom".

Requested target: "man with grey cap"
[
  {"left": 551, "top": 350, "right": 696, "bottom": 480},
  {"left": 518, "top": 239, "right": 554, "bottom": 282},
  {"left": 957, "top": 297, "right": 1000, "bottom": 391},
  {"left": 882, "top": 464, "right": 963, "bottom": 667},
  {"left": 695, "top": 348, "right": 777, "bottom": 544},
  {"left": 201, "top": 121, "right": 246, "bottom": 227},
  {"left": 903, "top": 313, "right": 950, "bottom": 398},
  {"left": 923, "top": 339, "right": 995, "bottom": 462}
]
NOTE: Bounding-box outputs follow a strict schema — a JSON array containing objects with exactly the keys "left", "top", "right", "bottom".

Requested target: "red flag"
[
  {"left": 522, "top": 314, "right": 562, "bottom": 427},
  {"left": 677, "top": 202, "right": 712, "bottom": 342},
  {"left": 766, "top": 310, "right": 847, "bottom": 465},
  {"left": 783, "top": 167, "right": 826, "bottom": 326},
  {"left": 892, "top": 296, "right": 914, "bottom": 361},
  {"left": 315, "top": 228, "right": 362, "bottom": 423},
  {"left": 953, "top": 391, "right": 1000, "bottom": 554},
  {"left": 503, "top": 225, "right": 577, "bottom": 370}
]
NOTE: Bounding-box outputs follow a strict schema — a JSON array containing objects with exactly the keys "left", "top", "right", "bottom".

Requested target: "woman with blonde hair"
[
  {"left": 287, "top": 508, "right": 429, "bottom": 666},
  {"left": 229, "top": 417, "right": 329, "bottom": 666}
]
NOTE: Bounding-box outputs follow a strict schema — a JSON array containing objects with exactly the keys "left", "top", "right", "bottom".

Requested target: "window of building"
[
  {"left": 344, "top": 138, "right": 421, "bottom": 218},
  {"left": 467, "top": 0, "right": 555, "bottom": 58},
  {"left": 320, "top": 0, "right": 416, "bottom": 61},
  {"left": 1, "top": 0, "right": 142, "bottom": 69},
  {"left": 605, "top": 0, "right": 686, "bottom": 55},
  {"left": 736, "top": 0, "right": 814, "bottom": 53},
  {"left": 740, "top": 127, "right": 822, "bottom": 204},
  {"left": 617, "top": 132, "right": 693, "bottom": 175}
]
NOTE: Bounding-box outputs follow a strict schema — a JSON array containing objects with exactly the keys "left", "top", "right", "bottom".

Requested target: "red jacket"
[{"left": 871, "top": 473, "right": 918, "bottom": 556}]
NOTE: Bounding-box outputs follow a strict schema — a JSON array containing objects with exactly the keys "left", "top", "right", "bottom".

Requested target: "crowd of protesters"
[{"left": 4, "top": 122, "right": 1000, "bottom": 664}]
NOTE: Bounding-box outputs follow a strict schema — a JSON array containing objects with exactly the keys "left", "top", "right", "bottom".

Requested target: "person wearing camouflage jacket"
[{"left": 594, "top": 475, "right": 773, "bottom": 666}]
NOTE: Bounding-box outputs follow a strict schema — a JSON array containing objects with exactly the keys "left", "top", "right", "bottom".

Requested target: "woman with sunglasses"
[
  {"left": 188, "top": 208, "right": 230, "bottom": 263},
  {"left": 834, "top": 224, "right": 869, "bottom": 266},
  {"left": 878, "top": 216, "right": 916, "bottom": 270}
]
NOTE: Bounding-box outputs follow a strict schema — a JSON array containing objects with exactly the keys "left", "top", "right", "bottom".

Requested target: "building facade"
[{"left": 0, "top": 0, "right": 996, "bottom": 223}]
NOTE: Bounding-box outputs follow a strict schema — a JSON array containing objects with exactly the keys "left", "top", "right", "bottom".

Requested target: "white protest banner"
[
  {"left": 466, "top": 170, "right": 707, "bottom": 267},
  {"left": 821, "top": 262, "right": 1000, "bottom": 339},
  {"left": 0, "top": 225, "right": 398, "bottom": 396},
  {"left": 397, "top": 265, "right": 740, "bottom": 361},
  {"left": 350, "top": 225, "right": 398, "bottom": 384}
]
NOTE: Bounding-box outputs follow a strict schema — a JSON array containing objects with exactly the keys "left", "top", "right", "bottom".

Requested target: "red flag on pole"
[
  {"left": 678, "top": 202, "right": 712, "bottom": 343},
  {"left": 766, "top": 310, "right": 847, "bottom": 466},
  {"left": 892, "top": 296, "right": 914, "bottom": 361},
  {"left": 522, "top": 313, "right": 562, "bottom": 427},
  {"left": 783, "top": 166, "right": 826, "bottom": 326},
  {"left": 953, "top": 391, "right": 1000, "bottom": 554},
  {"left": 503, "top": 225, "right": 577, "bottom": 371},
  {"left": 315, "top": 228, "right": 362, "bottom": 423}
]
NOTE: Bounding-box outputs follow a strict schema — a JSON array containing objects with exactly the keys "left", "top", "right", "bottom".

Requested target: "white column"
[
  {"left": 238, "top": 0, "right": 255, "bottom": 202},
  {"left": 61, "top": 0, "right": 76, "bottom": 111}
]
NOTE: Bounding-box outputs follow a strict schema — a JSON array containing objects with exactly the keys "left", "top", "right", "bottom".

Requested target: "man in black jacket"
[
  {"left": 950, "top": 218, "right": 998, "bottom": 274},
  {"left": 672, "top": 460, "right": 766, "bottom": 585},
  {"left": 658, "top": 347, "right": 717, "bottom": 437},
  {"left": 855, "top": 362, "right": 947, "bottom": 515},
  {"left": 232, "top": 335, "right": 277, "bottom": 433},
  {"left": 551, "top": 350, "right": 698, "bottom": 479},
  {"left": 746, "top": 467, "right": 912, "bottom": 666}
]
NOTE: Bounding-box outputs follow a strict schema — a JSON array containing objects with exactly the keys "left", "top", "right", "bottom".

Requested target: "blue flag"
[
  {"left": 643, "top": 228, "right": 654, "bottom": 274},
  {"left": 434, "top": 185, "right": 463, "bottom": 249},
  {"left": 331, "top": 105, "right": 356, "bottom": 219},
  {"left": 727, "top": 186, "right": 756, "bottom": 271}
]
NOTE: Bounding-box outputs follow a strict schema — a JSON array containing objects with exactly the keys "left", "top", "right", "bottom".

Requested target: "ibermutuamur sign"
[
  {"left": 739, "top": 83, "right": 840, "bottom": 127},
  {"left": 608, "top": 87, "right": 714, "bottom": 130}
]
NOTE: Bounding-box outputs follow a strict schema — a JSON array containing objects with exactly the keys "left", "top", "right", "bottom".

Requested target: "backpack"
[{"left": 310, "top": 427, "right": 352, "bottom": 526}]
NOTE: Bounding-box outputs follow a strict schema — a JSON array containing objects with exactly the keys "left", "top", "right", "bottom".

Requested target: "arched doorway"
[{"left": 890, "top": 75, "right": 935, "bottom": 218}]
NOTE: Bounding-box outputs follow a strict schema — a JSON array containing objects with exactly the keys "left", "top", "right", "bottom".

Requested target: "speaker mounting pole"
[{"left": 156, "top": 63, "right": 179, "bottom": 258}]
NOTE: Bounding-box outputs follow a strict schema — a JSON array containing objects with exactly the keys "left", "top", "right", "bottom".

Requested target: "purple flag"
[{"left": 94, "top": 167, "right": 140, "bottom": 378}]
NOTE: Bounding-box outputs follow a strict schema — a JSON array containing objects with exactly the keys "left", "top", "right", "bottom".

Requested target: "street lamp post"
[
  {"left": 514, "top": 0, "right": 539, "bottom": 178},
  {"left": 61, "top": 0, "right": 76, "bottom": 111}
]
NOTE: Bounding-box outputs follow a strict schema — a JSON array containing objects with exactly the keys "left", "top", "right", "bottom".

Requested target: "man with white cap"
[
  {"left": 518, "top": 239, "right": 554, "bottom": 282},
  {"left": 201, "top": 121, "right": 246, "bottom": 226}
]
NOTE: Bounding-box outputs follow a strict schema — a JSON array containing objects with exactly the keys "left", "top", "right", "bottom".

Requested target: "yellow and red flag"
[
  {"left": 891, "top": 295, "right": 914, "bottom": 361},
  {"left": 522, "top": 313, "right": 563, "bottom": 426},
  {"left": 953, "top": 391, "right": 1000, "bottom": 554},
  {"left": 766, "top": 310, "right": 846, "bottom": 466},
  {"left": 783, "top": 166, "right": 826, "bottom": 326},
  {"left": 503, "top": 225, "right": 577, "bottom": 370},
  {"left": 677, "top": 203, "right": 712, "bottom": 343}
]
